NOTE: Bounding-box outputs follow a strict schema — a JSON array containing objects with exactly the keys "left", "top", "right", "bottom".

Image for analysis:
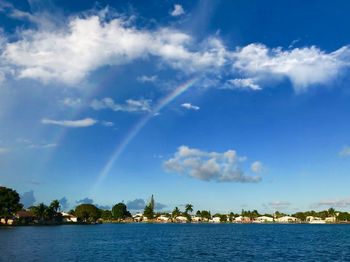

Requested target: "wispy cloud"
[
  {"left": 181, "top": 103, "right": 200, "bottom": 111},
  {"left": 171, "top": 4, "right": 185, "bottom": 16},
  {"left": 137, "top": 75, "right": 157, "bottom": 83},
  {"left": 101, "top": 121, "right": 114, "bottom": 127},
  {"left": 91, "top": 98, "right": 152, "bottom": 113},
  {"left": 251, "top": 161, "right": 264, "bottom": 173},
  {"left": 41, "top": 118, "right": 97, "bottom": 127},
  {"left": 61, "top": 97, "right": 82, "bottom": 108},
  {"left": 266, "top": 201, "right": 291, "bottom": 209},
  {"left": 164, "top": 145, "right": 261, "bottom": 183},
  {"left": 313, "top": 198, "right": 350, "bottom": 208},
  {"left": 339, "top": 146, "right": 350, "bottom": 157},
  {"left": 226, "top": 78, "right": 261, "bottom": 91}
]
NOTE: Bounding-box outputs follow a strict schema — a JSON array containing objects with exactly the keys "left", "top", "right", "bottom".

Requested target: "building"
[
  {"left": 175, "top": 216, "right": 188, "bottom": 223},
  {"left": 276, "top": 216, "right": 300, "bottom": 223},
  {"left": 254, "top": 216, "right": 274, "bottom": 223},
  {"left": 60, "top": 212, "right": 78, "bottom": 223},
  {"left": 209, "top": 217, "right": 221, "bottom": 223},
  {"left": 156, "top": 215, "right": 170, "bottom": 222},
  {"left": 16, "top": 210, "right": 35, "bottom": 224},
  {"left": 234, "top": 216, "right": 251, "bottom": 223}
]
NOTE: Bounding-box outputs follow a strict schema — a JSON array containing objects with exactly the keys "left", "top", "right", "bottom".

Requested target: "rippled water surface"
[{"left": 1, "top": 223, "right": 350, "bottom": 261}]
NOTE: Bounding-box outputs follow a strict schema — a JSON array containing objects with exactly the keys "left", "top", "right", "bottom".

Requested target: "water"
[{"left": 1, "top": 223, "right": 350, "bottom": 261}]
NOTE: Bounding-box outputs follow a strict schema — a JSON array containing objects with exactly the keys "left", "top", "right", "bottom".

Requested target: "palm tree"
[
  {"left": 32, "top": 203, "right": 47, "bottom": 221},
  {"left": 50, "top": 200, "right": 60, "bottom": 213},
  {"left": 185, "top": 204, "right": 193, "bottom": 214},
  {"left": 172, "top": 207, "right": 181, "bottom": 218}
]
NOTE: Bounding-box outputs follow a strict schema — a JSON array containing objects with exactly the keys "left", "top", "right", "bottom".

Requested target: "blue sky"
[{"left": 2, "top": 0, "right": 350, "bottom": 214}]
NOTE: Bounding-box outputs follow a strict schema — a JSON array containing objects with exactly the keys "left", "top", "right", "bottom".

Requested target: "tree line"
[{"left": 2, "top": 186, "right": 350, "bottom": 224}]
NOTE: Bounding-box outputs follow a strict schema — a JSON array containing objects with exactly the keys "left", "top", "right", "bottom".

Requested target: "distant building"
[
  {"left": 60, "top": 212, "right": 78, "bottom": 223},
  {"left": 175, "top": 216, "right": 188, "bottom": 223},
  {"left": 234, "top": 216, "right": 251, "bottom": 223},
  {"left": 16, "top": 210, "right": 35, "bottom": 224},
  {"left": 254, "top": 216, "right": 274, "bottom": 223},
  {"left": 276, "top": 216, "right": 300, "bottom": 223},
  {"left": 156, "top": 215, "right": 170, "bottom": 222},
  {"left": 209, "top": 217, "right": 221, "bottom": 223}
]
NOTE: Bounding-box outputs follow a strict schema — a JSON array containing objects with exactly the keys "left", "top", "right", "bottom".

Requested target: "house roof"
[{"left": 16, "top": 210, "right": 34, "bottom": 218}]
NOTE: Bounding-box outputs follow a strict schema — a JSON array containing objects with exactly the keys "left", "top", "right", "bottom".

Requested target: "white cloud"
[
  {"left": 41, "top": 118, "right": 97, "bottom": 127},
  {"left": 232, "top": 44, "right": 350, "bottom": 92},
  {"left": 251, "top": 161, "right": 264, "bottom": 173},
  {"left": 227, "top": 78, "right": 261, "bottom": 91},
  {"left": 1, "top": 14, "right": 225, "bottom": 85},
  {"left": 339, "top": 146, "right": 350, "bottom": 157},
  {"left": 164, "top": 145, "right": 261, "bottom": 183},
  {"left": 137, "top": 75, "right": 157, "bottom": 83},
  {"left": 171, "top": 4, "right": 185, "bottom": 16},
  {"left": 91, "top": 98, "right": 151, "bottom": 112},
  {"left": 181, "top": 103, "right": 200, "bottom": 111},
  {"left": 0, "top": 6, "right": 348, "bottom": 93}
]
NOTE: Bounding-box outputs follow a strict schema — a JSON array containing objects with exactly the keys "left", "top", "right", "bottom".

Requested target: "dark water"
[{"left": 1, "top": 223, "right": 350, "bottom": 261}]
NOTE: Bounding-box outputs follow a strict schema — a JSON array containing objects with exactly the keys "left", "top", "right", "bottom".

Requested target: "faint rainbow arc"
[{"left": 94, "top": 77, "right": 199, "bottom": 186}]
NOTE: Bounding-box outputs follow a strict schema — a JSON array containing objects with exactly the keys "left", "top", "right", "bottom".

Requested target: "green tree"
[
  {"left": 112, "top": 203, "right": 131, "bottom": 221},
  {"left": 172, "top": 207, "right": 181, "bottom": 218},
  {"left": 229, "top": 212, "right": 235, "bottom": 222},
  {"left": 0, "top": 186, "right": 23, "bottom": 218},
  {"left": 101, "top": 210, "right": 112, "bottom": 220},
  {"left": 31, "top": 203, "right": 48, "bottom": 221},
  {"left": 200, "top": 210, "right": 211, "bottom": 220},
  {"left": 143, "top": 203, "right": 155, "bottom": 219},
  {"left": 185, "top": 204, "right": 193, "bottom": 214},
  {"left": 50, "top": 200, "right": 60, "bottom": 213},
  {"left": 220, "top": 214, "right": 228, "bottom": 222},
  {"left": 75, "top": 204, "right": 100, "bottom": 222},
  {"left": 196, "top": 210, "right": 201, "bottom": 216},
  {"left": 328, "top": 207, "right": 336, "bottom": 217},
  {"left": 150, "top": 195, "right": 155, "bottom": 210}
]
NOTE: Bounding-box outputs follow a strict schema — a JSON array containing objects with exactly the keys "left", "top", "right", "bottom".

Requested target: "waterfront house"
[
  {"left": 276, "top": 216, "right": 300, "bottom": 223},
  {"left": 16, "top": 210, "right": 35, "bottom": 224},
  {"left": 209, "top": 217, "right": 221, "bottom": 223},
  {"left": 254, "top": 216, "right": 274, "bottom": 223},
  {"left": 60, "top": 212, "right": 78, "bottom": 223},
  {"left": 175, "top": 216, "right": 188, "bottom": 223},
  {"left": 191, "top": 216, "right": 202, "bottom": 222},
  {"left": 132, "top": 213, "right": 143, "bottom": 222},
  {"left": 325, "top": 216, "right": 336, "bottom": 223},
  {"left": 234, "top": 216, "right": 251, "bottom": 223},
  {"left": 156, "top": 215, "right": 170, "bottom": 222}
]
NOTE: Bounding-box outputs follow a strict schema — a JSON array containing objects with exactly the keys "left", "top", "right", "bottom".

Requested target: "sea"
[{"left": 1, "top": 223, "right": 350, "bottom": 261}]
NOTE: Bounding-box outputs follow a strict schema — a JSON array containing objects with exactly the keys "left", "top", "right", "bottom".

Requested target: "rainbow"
[{"left": 93, "top": 77, "right": 199, "bottom": 188}]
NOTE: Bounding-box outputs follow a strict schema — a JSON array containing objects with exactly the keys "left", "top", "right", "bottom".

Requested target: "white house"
[
  {"left": 132, "top": 213, "right": 143, "bottom": 222},
  {"left": 61, "top": 212, "right": 78, "bottom": 223},
  {"left": 276, "top": 216, "right": 300, "bottom": 223},
  {"left": 254, "top": 216, "right": 274, "bottom": 223},
  {"left": 191, "top": 216, "right": 202, "bottom": 222},
  {"left": 325, "top": 216, "right": 336, "bottom": 223},
  {"left": 234, "top": 216, "right": 251, "bottom": 223},
  {"left": 156, "top": 215, "right": 170, "bottom": 222},
  {"left": 209, "top": 217, "right": 221, "bottom": 223},
  {"left": 175, "top": 216, "right": 188, "bottom": 223}
]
